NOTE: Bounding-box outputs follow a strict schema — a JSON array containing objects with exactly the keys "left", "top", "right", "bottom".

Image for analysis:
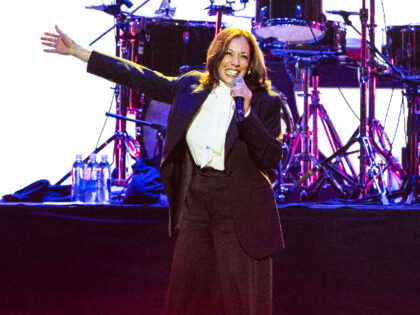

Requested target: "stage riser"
[{"left": 0, "top": 204, "right": 419, "bottom": 314}]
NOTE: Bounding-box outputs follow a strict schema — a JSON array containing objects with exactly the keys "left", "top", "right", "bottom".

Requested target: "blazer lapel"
[
  {"left": 163, "top": 84, "right": 210, "bottom": 161},
  {"left": 224, "top": 116, "right": 239, "bottom": 160}
]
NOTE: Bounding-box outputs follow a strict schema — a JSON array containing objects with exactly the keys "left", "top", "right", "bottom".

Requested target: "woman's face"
[{"left": 217, "top": 36, "right": 250, "bottom": 87}]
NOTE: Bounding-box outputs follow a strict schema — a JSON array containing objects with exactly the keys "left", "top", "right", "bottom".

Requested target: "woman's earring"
[{"left": 247, "top": 70, "right": 251, "bottom": 75}]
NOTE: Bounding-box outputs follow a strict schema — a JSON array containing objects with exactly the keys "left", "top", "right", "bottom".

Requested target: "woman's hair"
[{"left": 200, "top": 28, "right": 271, "bottom": 91}]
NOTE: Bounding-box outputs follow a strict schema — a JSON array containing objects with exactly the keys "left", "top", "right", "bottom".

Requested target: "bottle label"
[{"left": 85, "top": 168, "right": 98, "bottom": 181}]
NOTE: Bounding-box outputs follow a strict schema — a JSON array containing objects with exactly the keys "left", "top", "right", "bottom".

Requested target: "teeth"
[{"left": 226, "top": 70, "right": 239, "bottom": 76}]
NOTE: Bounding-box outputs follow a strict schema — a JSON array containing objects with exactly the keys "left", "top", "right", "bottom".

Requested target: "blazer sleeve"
[
  {"left": 87, "top": 50, "right": 179, "bottom": 104},
  {"left": 241, "top": 90, "right": 283, "bottom": 170}
]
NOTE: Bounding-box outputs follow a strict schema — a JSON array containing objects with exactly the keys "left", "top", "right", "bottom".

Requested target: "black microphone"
[
  {"left": 232, "top": 76, "right": 245, "bottom": 122},
  {"left": 326, "top": 10, "right": 359, "bottom": 16}
]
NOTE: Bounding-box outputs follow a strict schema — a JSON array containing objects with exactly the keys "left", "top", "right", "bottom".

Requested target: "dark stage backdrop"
[{"left": 0, "top": 202, "right": 419, "bottom": 315}]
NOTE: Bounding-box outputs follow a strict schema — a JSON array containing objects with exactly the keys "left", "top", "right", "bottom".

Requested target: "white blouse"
[{"left": 186, "top": 81, "right": 235, "bottom": 171}]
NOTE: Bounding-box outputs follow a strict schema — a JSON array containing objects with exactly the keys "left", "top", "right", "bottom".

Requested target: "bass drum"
[
  {"left": 121, "top": 17, "right": 219, "bottom": 76},
  {"left": 141, "top": 92, "right": 296, "bottom": 167}
]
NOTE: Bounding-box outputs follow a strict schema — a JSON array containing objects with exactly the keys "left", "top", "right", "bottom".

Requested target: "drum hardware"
[
  {"left": 290, "top": 133, "right": 392, "bottom": 203},
  {"left": 269, "top": 92, "right": 295, "bottom": 203},
  {"left": 307, "top": 0, "right": 407, "bottom": 204},
  {"left": 105, "top": 112, "right": 166, "bottom": 140},
  {"left": 277, "top": 57, "right": 358, "bottom": 201},
  {"left": 205, "top": 0, "right": 235, "bottom": 36},
  {"left": 86, "top": 0, "right": 152, "bottom": 47},
  {"left": 155, "top": 0, "right": 176, "bottom": 18},
  {"left": 104, "top": 111, "right": 167, "bottom": 170},
  {"left": 55, "top": 113, "right": 141, "bottom": 187},
  {"left": 104, "top": 112, "right": 164, "bottom": 186},
  {"left": 84, "top": 0, "right": 156, "bottom": 185},
  {"left": 357, "top": 0, "right": 409, "bottom": 202}
]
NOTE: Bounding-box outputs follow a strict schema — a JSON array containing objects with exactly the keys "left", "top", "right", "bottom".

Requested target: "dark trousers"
[{"left": 163, "top": 168, "right": 272, "bottom": 315}]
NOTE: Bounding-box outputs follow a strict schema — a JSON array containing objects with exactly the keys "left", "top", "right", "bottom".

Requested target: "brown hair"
[{"left": 200, "top": 28, "right": 270, "bottom": 91}]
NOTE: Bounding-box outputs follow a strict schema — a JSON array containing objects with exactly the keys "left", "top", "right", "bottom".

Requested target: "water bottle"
[
  {"left": 98, "top": 154, "right": 111, "bottom": 204},
  {"left": 84, "top": 153, "right": 99, "bottom": 203},
  {"left": 71, "top": 154, "right": 85, "bottom": 203}
]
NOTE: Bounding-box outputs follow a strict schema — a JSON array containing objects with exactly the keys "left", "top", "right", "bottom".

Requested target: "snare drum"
[
  {"left": 253, "top": 0, "right": 325, "bottom": 44},
  {"left": 264, "top": 20, "right": 346, "bottom": 59}
]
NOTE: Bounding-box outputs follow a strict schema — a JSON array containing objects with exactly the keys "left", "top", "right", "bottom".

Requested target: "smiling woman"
[
  {"left": 40, "top": 25, "right": 285, "bottom": 314},
  {"left": 217, "top": 37, "right": 250, "bottom": 87}
]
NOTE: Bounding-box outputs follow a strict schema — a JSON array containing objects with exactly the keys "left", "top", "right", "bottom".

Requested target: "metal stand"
[
  {"left": 359, "top": 0, "right": 407, "bottom": 202},
  {"left": 282, "top": 59, "right": 357, "bottom": 200},
  {"left": 403, "top": 81, "right": 420, "bottom": 203},
  {"left": 313, "top": 0, "right": 407, "bottom": 204},
  {"left": 55, "top": 129, "right": 139, "bottom": 186},
  {"left": 206, "top": 0, "right": 234, "bottom": 36},
  {"left": 86, "top": 0, "right": 154, "bottom": 185}
]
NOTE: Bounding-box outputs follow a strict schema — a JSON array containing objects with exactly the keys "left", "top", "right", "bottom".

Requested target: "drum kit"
[{"left": 80, "top": 0, "right": 419, "bottom": 204}]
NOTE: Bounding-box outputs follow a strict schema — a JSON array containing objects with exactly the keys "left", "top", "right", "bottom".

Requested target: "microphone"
[
  {"left": 326, "top": 10, "right": 359, "bottom": 16},
  {"left": 232, "top": 76, "right": 245, "bottom": 122}
]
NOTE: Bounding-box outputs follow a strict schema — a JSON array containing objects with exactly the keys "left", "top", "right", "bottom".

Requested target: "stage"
[{"left": 1, "top": 201, "right": 419, "bottom": 315}]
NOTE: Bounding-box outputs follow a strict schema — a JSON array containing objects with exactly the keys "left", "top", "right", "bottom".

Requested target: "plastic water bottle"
[
  {"left": 71, "top": 154, "right": 85, "bottom": 203},
  {"left": 98, "top": 154, "right": 111, "bottom": 204},
  {"left": 84, "top": 153, "right": 99, "bottom": 203}
]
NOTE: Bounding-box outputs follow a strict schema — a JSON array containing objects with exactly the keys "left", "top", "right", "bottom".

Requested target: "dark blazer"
[{"left": 87, "top": 51, "right": 285, "bottom": 259}]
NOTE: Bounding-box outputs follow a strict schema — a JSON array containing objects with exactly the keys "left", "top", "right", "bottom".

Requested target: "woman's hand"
[
  {"left": 231, "top": 80, "right": 252, "bottom": 115},
  {"left": 41, "top": 25, "right": 91, "bottom": 62}
]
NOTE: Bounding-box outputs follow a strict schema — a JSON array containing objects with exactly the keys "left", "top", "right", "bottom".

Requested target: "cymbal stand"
[
  {"left": 358, "top": 0, "right": 369, "bottom": 195},
  {"left": 402, "top": 80, "right": 420, "bottom": 203},
  {"left": 283, "top": 58, "right": 358, "bottom": 200},
  {"left": 55, "top": 124, "right": 140, "bottom": 186},
  {"left": 324, "top": 0, "right": 406, "bottom": 204},
  {"left": 85, "top": 0, "right": 153, "bottom": 186},
  {"left": 362, "top": 0, "right": 406, "bottom": 201}
]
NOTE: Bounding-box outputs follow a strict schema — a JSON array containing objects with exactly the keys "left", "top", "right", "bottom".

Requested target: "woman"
[{"left": 42, "top": 25, "right": 285, "bottom": 315}]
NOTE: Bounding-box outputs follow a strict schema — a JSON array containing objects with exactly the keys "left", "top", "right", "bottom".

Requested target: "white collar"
[{"left": 213, "top": 80, "right": 232, "bottom": 98}]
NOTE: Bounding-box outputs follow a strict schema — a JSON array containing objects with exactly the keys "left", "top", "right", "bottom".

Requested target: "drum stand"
[
  {"left": 85, "top": 0, "right": 156, "bottom": 186},
  {"left": 401, "top": 80, "right": 420, "bottom": 203},
  {"left": 206, "top": 0, "right": 234, "bottom": 36},
  {"left": 55, "top": 127, "right": 140, "bottom": 187},
  {"left": 282, "top": 58, "right": 358, "bottom": 201},
  {"left": 308, "top": 0, "right": 407, "bottom": 204},
  {"left": 357, "top": 0, "right": 406, "bottom": 202}
]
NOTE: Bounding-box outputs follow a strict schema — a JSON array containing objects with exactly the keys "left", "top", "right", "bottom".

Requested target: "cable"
[
  {"left": 391, "top": 91, "right": 404, "bottom": 147},
  {"left": 336, "top": 86, "right": 360, "bottom": 121},
  {"left": 383, "top": 81, "right": 395, "bottom": 127},
  {"left": 380, "top": 0, "right": 387, "bottom": 35},
  {"left": 402, "top": 92, "right": 407, "bottom": 146},
  {"left": 95, "top": 86, "right": 117, "bottom": 164}
]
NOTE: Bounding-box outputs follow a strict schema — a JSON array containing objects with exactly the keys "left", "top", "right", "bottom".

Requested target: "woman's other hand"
[{"left": 41, "top": 25, "right": 91, "bottom": 62}]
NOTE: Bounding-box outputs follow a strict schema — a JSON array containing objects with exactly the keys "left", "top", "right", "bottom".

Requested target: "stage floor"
[{"left": 1, "top": 201, "right": 419, "bottom": 314}]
